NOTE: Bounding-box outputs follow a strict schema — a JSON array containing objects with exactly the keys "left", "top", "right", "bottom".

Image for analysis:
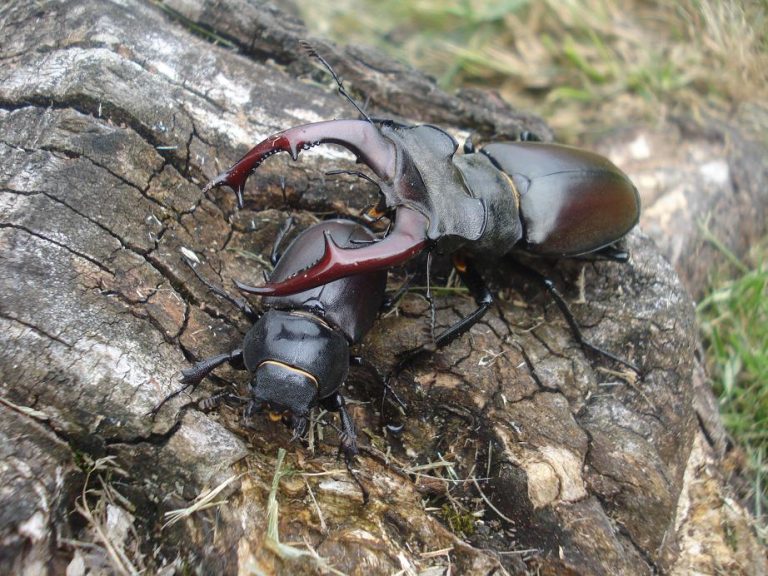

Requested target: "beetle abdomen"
[{"left": 481, "top": 142, "right": 640, "bottom": 256}]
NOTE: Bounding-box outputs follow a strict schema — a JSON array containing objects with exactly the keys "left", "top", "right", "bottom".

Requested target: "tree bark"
[{"left": 0, "top": 1, "right": 763, "bottom": 574}]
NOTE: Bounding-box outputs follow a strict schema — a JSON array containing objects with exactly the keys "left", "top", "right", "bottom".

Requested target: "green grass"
[
  {"left": 697, "top": 239, "right": 768, "bottom": 529},
  {"left": 302, "top": 0, "right": 768, "bottom": 141}
]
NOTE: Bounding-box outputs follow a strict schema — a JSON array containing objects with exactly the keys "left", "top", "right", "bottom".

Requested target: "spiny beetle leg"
[
  {"left": 424, "top": 251, "right": 436, "bottom": 343},
  {"left": 179, "top": 349, "right": 245, "bottom": 386},
  {"left": 235, "top": 207, "right": 429, "bottom": 297},
  {"left": 381, "top": 273, "right": 414, "bottom": 312},
  {"left": 351, "top": 355, "right": 407, "bottom": 433},
  {"left": 390, "top": 254, "right": 493, "bottom": 378},
  {"left": 148, "top": 349, "right": 244, "bottom": 418},
  {"left": 320, "top": 392, "right": 359, "bottom": 459},
  {"left": 320, "top": 392, "right": 368, "bottom": 503},
  {"left": 514, "top": 260, "right": 640, "bottom": 374},
  {"left": 203, "top": 120, "right": 397, "bottom": 207},
  {"left": 199, "top": 392, "right": 248, "bottom": 412},
  {"left": 433, "top": 254, "right": 494, "bottom": 348}
]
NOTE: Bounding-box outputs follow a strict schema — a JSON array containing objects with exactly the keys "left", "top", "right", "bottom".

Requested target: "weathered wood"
[
  {"left": 0, "top": 1, "right": 763, "bottom": 574},
  {"left": 595, "top": 105, "right": 768, "bottom": 300}
]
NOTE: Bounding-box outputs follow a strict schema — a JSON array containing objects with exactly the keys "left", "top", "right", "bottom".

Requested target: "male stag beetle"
[
  {"left": 203, "top": 46, "right": 641, "bottom": 366},
  {"left": 160, "top": 218, "right": 393, "bottom": 476}
]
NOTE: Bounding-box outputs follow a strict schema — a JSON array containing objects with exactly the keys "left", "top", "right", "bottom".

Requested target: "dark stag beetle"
[
  {"left": 203, "top": 46, "right": 641, "bottom": 368},
  {"left": 160, "top": 218, "right": 395, "bottom": 475}
]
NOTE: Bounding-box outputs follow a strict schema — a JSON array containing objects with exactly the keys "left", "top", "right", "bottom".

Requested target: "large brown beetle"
[{"left": 203, "top": 48, "right": 641, "bottom": 363}]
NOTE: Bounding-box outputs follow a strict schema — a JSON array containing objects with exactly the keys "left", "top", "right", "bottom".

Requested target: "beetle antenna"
[
  {"left": 300, "top": 41, "right": 373, "bottom": 125},
  {"left": 325, "top": 168, "right": 379, "bottom": 187}
]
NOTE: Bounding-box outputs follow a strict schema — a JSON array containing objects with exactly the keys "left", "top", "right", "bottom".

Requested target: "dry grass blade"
[
  {"left": 266, "top": 448, "right": 287, "bottom": 543},
  {"left": 264, "top": 449, "right": 349, "bottom": 575},
  {"left": 404, "top": 461, "right": 456, "bottom": 473},
  {"left": 304, "top": 477, "right": 328, "bottom": 533},
  {"left": 0, "top": 396, "right": 50, "bottom": 421},
  {"left": 419, "top": 546, "right": 453, "bottom": 559},
  {"left": 75, "top": 456, "right": 141, "bottom": 576},
  {"left": 162, "top": 473, "right": 240, "bottom": 529}
]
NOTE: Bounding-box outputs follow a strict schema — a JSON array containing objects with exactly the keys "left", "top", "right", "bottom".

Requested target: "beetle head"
[{"left": 246, "top": 361, "right": 317, "bottom": 439}]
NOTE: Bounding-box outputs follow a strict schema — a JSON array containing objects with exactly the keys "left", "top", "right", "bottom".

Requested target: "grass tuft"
[
  {"left": 698, "top": 238, "right": 768, "bottom": 528},
  {"left": 302, "top": 0, "right": 767, "bottom": 141}
]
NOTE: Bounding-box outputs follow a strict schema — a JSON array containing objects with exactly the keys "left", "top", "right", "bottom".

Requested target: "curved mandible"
[
  {"left": 204, "top": 119, "right": 397, "bottom": 207},
  {"left": 235, "top": 207, "right": 430, "bottom": 296}
]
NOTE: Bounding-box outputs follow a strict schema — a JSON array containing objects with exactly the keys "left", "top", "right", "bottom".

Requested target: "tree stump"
[{"left": 0, "top": 1, "right": 764, "bottom": 574}]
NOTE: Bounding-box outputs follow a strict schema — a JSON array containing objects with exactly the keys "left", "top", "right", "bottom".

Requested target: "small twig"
[
  {"left": 409, "top": 473, "right": 491, "bottom": 484},
  {"left": 497, "top": 548, "right": 540, "bottom": 556},
  {"left": 300, "top": 469, "right": 348, "bottom": 477},
  {"left": 404, "top": 461, "right": 456, "bottom": 473},
  {"left": 0, "top": 396, "right": 50, "bottom": 421},
  {"left": 573, "top": 265, "right": 587, "bottom": 304},
  {"left": 486, "top": 440, "right": 493, "bottom": 480},
  {"left": 419, "top": 546, "right": 453, "bottom": 559},
  {"left": 478, "top": 349, "right": 507, "bottom": 367},
  {"left": 471, "top": 478, "right": 515, "bottom": 525}
]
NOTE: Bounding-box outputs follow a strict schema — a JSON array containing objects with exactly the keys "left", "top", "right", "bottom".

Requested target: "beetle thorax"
[
  {"left": 242, "top": 309, "right": 350, "bottom": 400},
  {"left": 380, "top": 124, "right": 486, "bottom": 245}
]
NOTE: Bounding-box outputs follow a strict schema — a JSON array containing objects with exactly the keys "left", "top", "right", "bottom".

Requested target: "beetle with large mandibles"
[
  {"left": 155, "top": 218, "right": 393, "bottom": 476},
  {"left": 202, "top": 51, "right": 641, "bottom": 359}
]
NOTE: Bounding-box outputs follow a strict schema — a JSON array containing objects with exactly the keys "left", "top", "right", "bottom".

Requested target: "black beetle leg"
[
  {"left": 351, "top": 355, "right": 406, "bottom": 434},
  {"left": 198, "top": 392, "right": 249, "bottom": 412},
  {"left": 320, "top": 392, "right": 359, "bottom": 459},
  {"left": 380, "top": 273, "right": 414, "bottom": 312},
  {"left": 424, "top": 250, "right": 437, "bottom": 343},
  {"left": 514, "top": 261, "right": 640, "bottom": 374},
  {"left": 434, "top": 254, "right": 494, "bottom": 348},
  {"left": 183, "top": 257, "right": 258, "bottom": 322},
  {"left": 393, "top": 255, "right": 493, "bottom": 371},
  {"left": 320, "top": 392, "right": 368, "bottom": 503},
  {"left": 148, "top": 349, "right": 244, "bottom": 418}
]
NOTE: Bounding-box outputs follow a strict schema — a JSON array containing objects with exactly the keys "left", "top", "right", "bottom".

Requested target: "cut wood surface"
[{"left": 0, "top": 1, "right": 764, "bottom": 574}]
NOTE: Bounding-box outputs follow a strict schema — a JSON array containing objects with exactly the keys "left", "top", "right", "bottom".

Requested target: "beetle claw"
[
  {"left": 202, "top": 120, "right": 397, "bottom": 206},
  {"left": 234, "top": 207, "right": 430, "bottom": 297}
]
